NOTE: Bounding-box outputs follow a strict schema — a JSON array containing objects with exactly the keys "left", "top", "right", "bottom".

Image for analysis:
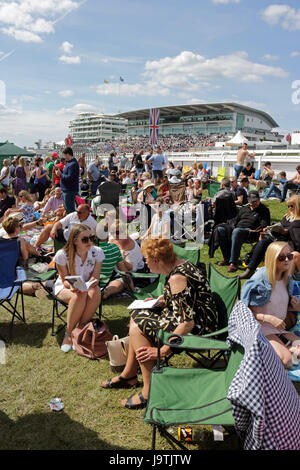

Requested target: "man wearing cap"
[{"left": 217, "top": 190, "right": 270, "bottom": 272}]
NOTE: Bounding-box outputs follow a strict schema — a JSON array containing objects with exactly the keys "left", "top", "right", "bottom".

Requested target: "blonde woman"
[
  {"left": 286, "top": 195, "right": 300, "bottom": 275},
  {"left": 53, "top": 224, "right": 104, "bottom": 352},
  {"left": 5, "top": 190, "right": 35, "bottom": 223},
  {"left": 241, "top": 241, "right": 300, "bottom": 367}
]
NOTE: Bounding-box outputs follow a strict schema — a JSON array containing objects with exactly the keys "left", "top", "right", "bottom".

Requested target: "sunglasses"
[
  {"left": 277, "top": 253, "right": 293, "bottom": 262},
  {"left": 287, "top": 205, "right": 295, "bottom": 209},
  {"left": 80, "top": 235, "right": 95, "bottom": 244}
]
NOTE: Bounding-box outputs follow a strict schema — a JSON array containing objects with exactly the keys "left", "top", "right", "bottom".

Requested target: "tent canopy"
[
  {"left": 0, "top": 142, "right": 35, "bottom": 158},
  {"left": 225, "top": 131, "right": 248, "bottom": 146}
]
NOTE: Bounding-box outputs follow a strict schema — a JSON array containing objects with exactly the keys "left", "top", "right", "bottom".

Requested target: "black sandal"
[
  {"left": 123, "top": 392, "right": 148, "bottom": 410},
  {"left": 101, "top": 375, "right": 138, "bottom": 389}
]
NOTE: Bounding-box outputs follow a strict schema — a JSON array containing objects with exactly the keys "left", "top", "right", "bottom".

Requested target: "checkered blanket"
[{"left": 227, "top": 301, "right": 300, "bottom": 450}]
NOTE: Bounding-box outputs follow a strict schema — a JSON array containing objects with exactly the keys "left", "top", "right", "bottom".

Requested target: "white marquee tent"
[{"left": 225, "top": 131, "right": 249, "bottom": 146}]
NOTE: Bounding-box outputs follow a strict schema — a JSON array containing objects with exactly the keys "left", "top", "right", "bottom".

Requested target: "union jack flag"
[{"left": 149, "top": 108, "right": 159, "bottom": 146}]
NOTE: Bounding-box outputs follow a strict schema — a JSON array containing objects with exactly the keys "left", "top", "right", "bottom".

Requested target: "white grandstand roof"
[{"left": 118, "top": 102, "right": 278, "bottom": 128}]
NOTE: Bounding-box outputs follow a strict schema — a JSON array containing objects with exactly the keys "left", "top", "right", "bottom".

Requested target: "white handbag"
[{"left": 105, "top": 335, "right": 130, "bottom": 372}]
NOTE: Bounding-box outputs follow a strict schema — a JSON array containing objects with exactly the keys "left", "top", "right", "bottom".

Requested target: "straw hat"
[{"left": 143, "top": 180, "right": 155, "bottom": 190}]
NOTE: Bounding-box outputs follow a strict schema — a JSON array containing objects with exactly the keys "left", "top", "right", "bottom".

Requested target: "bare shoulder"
[{"left": 169, "top": 273, "right": 187, "bottom": 294}]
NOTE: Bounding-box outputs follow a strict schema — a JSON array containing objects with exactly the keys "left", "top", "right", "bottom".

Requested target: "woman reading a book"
[
  {"left": 101, "top": 237, "right": 218, "bottom": 409},
  {"left": 53, "top": 224, "right": 104, "bottom": 352}
]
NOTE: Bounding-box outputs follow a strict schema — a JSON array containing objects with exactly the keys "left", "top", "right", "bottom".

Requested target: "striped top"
[{"left": 98, "top": 242, "right": 123, "bottom": 288}]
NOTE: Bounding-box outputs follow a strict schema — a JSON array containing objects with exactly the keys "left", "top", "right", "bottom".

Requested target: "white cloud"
[
  {"left": 58, "top": 90, "right": 75, "bottom": 97},
  {"left": 60, "top": 41, "right": 74, "bottom": 54},
  {"left": 144, "top": 50, "right": 288, "bottom": 86},
  {"left": 94, "top": 50, "right": 288, "bottom": 99},
  {"left": 0, "top": 104, "right": 22, "bottom": 116},
  {"left": 0, "top": 0, "right": 81, "bottom": 43},
  {"left": 291, "top": 51, "right": 300, "bottom": 58},
  {"left": 261, "top": 4, "right": 300, "bottom": 31},
  {"left": 57, "top": 103, "right": 99, "bottom": 115},
  {"left": 59, "top": 54, "right": 81, "bottom": 64},
  {"left": 95, "top": 82, "right": 170, "bottom": 97},
  {"left": 262, "top": 54, "right": 279, "bottom": 61}
]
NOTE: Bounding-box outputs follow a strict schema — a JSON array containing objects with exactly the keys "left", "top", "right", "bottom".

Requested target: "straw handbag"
[{"left": 105, "top": 335, "right": 130, "bottom": 372}]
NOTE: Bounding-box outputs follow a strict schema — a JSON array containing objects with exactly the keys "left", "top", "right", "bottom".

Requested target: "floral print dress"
[{"left": 131, "top": 261, "right": 218, "bottom": 344}]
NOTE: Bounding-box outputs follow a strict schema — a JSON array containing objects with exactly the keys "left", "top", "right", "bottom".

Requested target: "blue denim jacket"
[{"left": 241, "top": 266, "right": 294, "bottom": 307}]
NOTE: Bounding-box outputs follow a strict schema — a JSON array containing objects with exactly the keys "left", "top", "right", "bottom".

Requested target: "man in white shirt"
[
  {"left": 0, "top": 159, "right": 10, "bottom": 189},
  {"left": 50, "top": 204, "right": 97, "bottom": 242}
]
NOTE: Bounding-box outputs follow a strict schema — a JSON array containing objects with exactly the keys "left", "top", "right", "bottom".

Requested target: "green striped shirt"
[{"left": 98, "top": 242, "right": 123, "bottom": 288}]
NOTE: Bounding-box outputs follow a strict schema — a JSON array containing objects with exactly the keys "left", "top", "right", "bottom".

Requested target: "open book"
[
  {"left": 127, "top": 298, "right": 160, "bottom": 310},
  {"left": 65, "top": 276, "right": 98, "bottom": 292}
]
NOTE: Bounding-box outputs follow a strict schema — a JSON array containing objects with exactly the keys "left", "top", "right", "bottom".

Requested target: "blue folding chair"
[{"left": 0, "top": 239, "right": 27, "bottom": 339}]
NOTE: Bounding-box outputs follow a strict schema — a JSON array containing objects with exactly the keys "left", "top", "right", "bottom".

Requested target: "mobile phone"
[{"left": 278, "top": 334, "right": 291, "bottom": 347}]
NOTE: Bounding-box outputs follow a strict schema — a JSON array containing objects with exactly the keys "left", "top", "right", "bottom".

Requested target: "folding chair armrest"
[
  {"left": 116, "top": 270, "right": 159, "bottom": 279},
  {"left": 202, "top": 327, "right": 229, "bottom": 338},
  {"left": 157, "top": 329, "right": 230, "bottom": 352}
]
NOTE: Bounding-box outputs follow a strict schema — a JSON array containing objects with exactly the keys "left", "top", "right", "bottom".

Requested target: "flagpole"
[{"left": 118, "top": 81, "right": 120, "bottom": 114}]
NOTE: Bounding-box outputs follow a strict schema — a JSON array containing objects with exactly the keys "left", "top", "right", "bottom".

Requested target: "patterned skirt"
[{"left": 131, "top": 307, "right": 179, "bottom": 345}]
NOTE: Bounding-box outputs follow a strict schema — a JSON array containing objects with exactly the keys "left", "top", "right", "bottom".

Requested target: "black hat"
[{"left": 248, "top": 190, "right": 260, "bottom": 202}]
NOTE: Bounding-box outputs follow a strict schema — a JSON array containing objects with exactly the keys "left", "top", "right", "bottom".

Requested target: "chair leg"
[{"left": 152, "top": 425, "right": 157, "bottom": 450}]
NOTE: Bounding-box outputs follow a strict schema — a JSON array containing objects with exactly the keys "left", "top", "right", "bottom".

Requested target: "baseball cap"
[{"left": 248, "top": 190, "right": 260, "bottom": 202}]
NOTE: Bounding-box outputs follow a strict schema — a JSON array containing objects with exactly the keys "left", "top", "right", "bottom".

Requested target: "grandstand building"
[
  {"left": 118, "top": 103, "right": 280, "bottom": 142},
  {"left": 69, "top": 113, "right": 127, "bottom": 144}
]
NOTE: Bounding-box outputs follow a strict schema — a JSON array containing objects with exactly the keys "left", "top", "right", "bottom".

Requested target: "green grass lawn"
[{"left": 0, "top": 199, "right": 295, "bottom": 451}]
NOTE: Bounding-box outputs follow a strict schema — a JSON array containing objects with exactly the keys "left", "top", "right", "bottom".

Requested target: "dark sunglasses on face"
[
  {"left": 80, "top": 235, "right": 95, "bottom": 244},
  {"left": 287, "top": 205, "right": 294, "bottom": 209},
  {"left": 277, "top": 253, "right": 293, "bottom": 262}
]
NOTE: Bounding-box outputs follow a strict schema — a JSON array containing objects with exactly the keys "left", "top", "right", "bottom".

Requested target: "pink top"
[{"left": 252, "top": 279, "right": 289, "bottom": 336}]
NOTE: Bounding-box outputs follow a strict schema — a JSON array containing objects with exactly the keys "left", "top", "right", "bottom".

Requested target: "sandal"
[
  {"left": 101, "top": 374, "right": 139, "bottom": 389},
  {"left": 122, "top": 392, "right": 148, "bottom": 410}
]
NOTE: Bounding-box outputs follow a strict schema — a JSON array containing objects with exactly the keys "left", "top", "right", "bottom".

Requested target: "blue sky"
[{"left": 0, "top": 0, "right": 299, "bottom": 146}]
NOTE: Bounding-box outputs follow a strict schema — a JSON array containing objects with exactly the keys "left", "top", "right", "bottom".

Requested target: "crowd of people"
[
  {"left": 72, "top": 133, "right": 229, "bottom": 156},
  {"left": 0, "top": 143, "right": 300, "bottom": 412}
]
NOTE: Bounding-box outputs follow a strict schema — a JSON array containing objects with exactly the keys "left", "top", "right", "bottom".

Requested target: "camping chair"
[
  {"left": 161, "top": 263, "right": 241, "bottom": 368},
  {"left": 134, "top": 245, "right": 202, "bottom": 301},
  {"left": 144, "top": 329, "right": 244, "bottom": 450},
  {"left": 213, "top": 194, "right": 237, "bottom": 226},
  {"left": 97, "top": 181, "right": 121, "bottom": 208},
  {"left": 208, "top": 181, "right": 221, "bottom": 198},
  {"left": 0, "top": 239, "right": 27, "bottom": 339},
  {"left": 168, "top": 181, "right": 187, "bottom": 205}
]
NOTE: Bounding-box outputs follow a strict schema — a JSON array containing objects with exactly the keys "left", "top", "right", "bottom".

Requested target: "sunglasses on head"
[
  {"left": 80, "top": 235, "right": 95, "bottom": 244},
  {"left": 277, "top": 253, "right": 293, "bottom": 262}
]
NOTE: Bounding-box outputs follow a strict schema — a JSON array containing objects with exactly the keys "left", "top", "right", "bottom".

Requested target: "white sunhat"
[
  {"left": 169, "top": 176, "right": 182, "bottom": 184},
  {"left": 143, "top": 179, "right": 156, "bottom": 189}
]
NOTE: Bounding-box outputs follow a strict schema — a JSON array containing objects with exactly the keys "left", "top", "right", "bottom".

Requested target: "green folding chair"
[
  {"left": 134, "top": 245, "right": 201, "bottom": 300},
  {"left": 159, "top": 263, "right": 241, "bottom": 368},
  {"left": 144, "top": 329, "right": 244, "bottom": 450},
  {"left": 208, "top": 181, "right": 221, "bottom": 198}
]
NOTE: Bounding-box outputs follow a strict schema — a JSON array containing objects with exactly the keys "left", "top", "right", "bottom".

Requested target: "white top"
[
  {"left": 0, "top": 166, "right": 10, "bottom": 185},
  {"left": 122, "top": 240, "right": 144, "bottom": 272},
  {"left": 53, "top": 246, "right": 105, "bottom": 295},
  {"left": 150, "top": 213, "right": 170, "bottom": 238},
  {"left": 60, "top": 212, "right": 98, "bottom": 240}
]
